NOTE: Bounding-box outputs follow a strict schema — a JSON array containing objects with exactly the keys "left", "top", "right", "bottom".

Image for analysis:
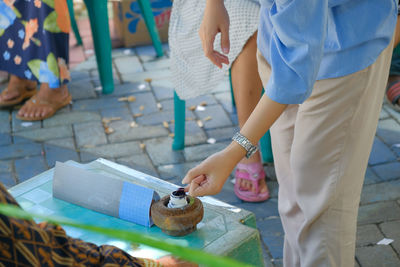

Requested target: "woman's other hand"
[{"left": 199, "top": 0, "right": 230, "bottom": 68}]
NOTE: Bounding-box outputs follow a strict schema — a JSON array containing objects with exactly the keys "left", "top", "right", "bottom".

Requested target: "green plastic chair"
[
  {"left": 173, "top": 70, "right": 274, "bottom": 163},
  {"left": 67, "top": 0, "right": 164, "bottom": 94}
]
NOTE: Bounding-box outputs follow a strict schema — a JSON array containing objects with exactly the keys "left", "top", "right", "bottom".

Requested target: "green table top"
[{"left": 9, "top": 159, "right": 263, "bottom": 266}]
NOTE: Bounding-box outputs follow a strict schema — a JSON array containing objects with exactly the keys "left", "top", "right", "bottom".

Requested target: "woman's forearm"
[{"left": 239, "top": 94, "right": 287, "bottom": 146}]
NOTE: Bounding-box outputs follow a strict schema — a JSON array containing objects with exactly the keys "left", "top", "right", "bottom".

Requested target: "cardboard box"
[{"left": 113, "top": 0, "right": 172, "bottom": 47}]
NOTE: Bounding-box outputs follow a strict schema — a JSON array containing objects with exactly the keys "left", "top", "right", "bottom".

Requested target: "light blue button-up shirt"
[{"left": 257, "top": 0, "right": 398, "bottom": 104}]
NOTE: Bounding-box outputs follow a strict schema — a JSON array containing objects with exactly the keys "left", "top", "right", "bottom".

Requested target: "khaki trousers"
[{"left": 256, "top": 37, "right": 393, "bottom": 267}]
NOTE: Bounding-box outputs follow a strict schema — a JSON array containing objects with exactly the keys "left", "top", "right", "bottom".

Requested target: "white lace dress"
[{"left": 169, "top": 0, "right": 260, "bottom": 100}]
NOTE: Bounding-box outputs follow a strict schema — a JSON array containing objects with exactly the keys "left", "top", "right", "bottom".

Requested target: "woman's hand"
[
  {"left": 199, "top": 0, "right": 230, "bottom": 68},
  {"left": 182, "top": 143, "right": 245, "bottom": 197}
]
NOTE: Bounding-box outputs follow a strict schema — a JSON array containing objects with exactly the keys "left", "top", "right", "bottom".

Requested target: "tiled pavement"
[{"left": 1, "top": 44, "right": 400, "bottom": 266}]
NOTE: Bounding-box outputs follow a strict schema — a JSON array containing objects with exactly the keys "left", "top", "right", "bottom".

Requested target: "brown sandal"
[
  {"left": 0, "top": 87, "right": 37, "bottom": 108},
  {"left": 16, "top": 93, "right": 72, "bottom": 121}
]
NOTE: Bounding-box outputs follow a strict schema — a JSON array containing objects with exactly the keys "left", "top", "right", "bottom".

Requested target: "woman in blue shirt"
[{"left": 183, "top": 0, "right": 397, "bottom": 265}]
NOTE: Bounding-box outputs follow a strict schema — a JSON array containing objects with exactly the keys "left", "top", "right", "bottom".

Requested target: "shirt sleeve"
[{"left": 261, "top": 0, "right": 329, "bottom": 104}]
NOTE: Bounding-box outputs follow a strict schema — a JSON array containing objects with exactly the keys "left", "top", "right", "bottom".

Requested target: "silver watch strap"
[{"left": 232, "top": 132, "right": 258, "bottom": 159}]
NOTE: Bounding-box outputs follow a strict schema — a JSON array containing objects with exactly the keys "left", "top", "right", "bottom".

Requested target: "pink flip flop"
[
  {"left": 234, "top": 162, "right": 270, "bottom": 202},
  {"left": 386, "top": 81, "right": 400, "bottom": 112}
]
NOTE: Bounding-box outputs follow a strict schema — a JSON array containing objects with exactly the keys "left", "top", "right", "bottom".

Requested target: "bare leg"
[
  {"left": 17, "top": 83, "right": 70, "bottom": 119},
  {"left": 0, "top": 75, "right": 36, "bottom": 102},
  {"left": 231, "top": 31, "right": 268, "bottom": 194}
]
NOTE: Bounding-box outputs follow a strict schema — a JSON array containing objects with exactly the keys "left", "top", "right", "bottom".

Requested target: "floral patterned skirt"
[{"left": 0, "top": 0, "right": 71, "bottom": 89}]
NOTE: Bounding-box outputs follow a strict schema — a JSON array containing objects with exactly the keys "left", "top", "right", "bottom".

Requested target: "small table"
[{"left": 9, "top": 159, "right": 263, "bottom": 266}]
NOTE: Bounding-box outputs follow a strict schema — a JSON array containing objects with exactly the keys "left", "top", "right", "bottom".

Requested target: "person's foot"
[
  {"left": 17, "top": 83, "right": 71, "bottom": 120},
  {"left": 0, "top": 75, "right": 36, "bottom": 106},
  {"left": 156, "top": 256, "right": 198, "bottom": 267},
  {"left": 387, "top": 75, "right": 400, "bottom": 110},
  {"left": 236, "top": 152, "right": 268, "bottom": 194}
]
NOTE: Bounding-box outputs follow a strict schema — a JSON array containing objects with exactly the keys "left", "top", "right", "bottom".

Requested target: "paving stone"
[
  {"left": 152, "top": 85, "right": 174, "bottom": 101},
  {"left": 11, "top": 111, "right": 41, "bottom": 132},
  {"left": 356, "top": 245, "right": 400, "bottom": 267},
  {"left": 117, "top": 153, "right": 158, "bottom": 177},
  {"left": 358, "top": 201, "right": 400, "bottom": 225},
  {"left": 261, "top": 244, "right": 275, "bottom": 267},
  {"left": 143, "top": 57, "right": 170, "bottom": 71},
  {"left": 110, "top": 82, "right": 150, "bottom": 96},
  {"left": 256, "top": 218, "right": 284, "bottom": 259},
  {"left": 72, "top": 59, "right": 97, "bottom": 71},
  {"left": 206, "top": 126, "right": 239, "bottom": 142},
  {"left": 237, "top": 198, "right": 279, "bottom": 220},
  {"left": 380, "top": 220, "right": 400, "bottom": 255},
  {"left": 81, "top": 141, "right": 142, "bottom": 158},
  {"left": 121, "top": 69, "right": 172, "bottom": 83},
  {"left": 0, "top": 172, "right": 16, "bottom": 188},
  {"left": 114, "top": 56, "right": 144, "bottom": 75},
  {"left": 385, "top": 105, "right": 400, "bottom": 123},
  {"left": 69, "top": 70, "right": 91, "bottom": 82},
  {"left": 0, "top": 143, "right": 42, "bottom": 160},
  {"left": 356, "top": 224, "right": 384, "bottom": 247},
  {"left": 266, "top": 181, "right": 279, "bottom": 199},
  {"left": 13, "top": 136, "right": 34, "bottom": 144},
  {"left": 186, "top": 95, "right": 218, "bottom": 107},
  {"left": 212, "top": 180, "right": 243, "bottom": 205},
  {"left": 271, "top": 258, "right": 283, "bottom": 267},
  {"left": 128, "top": 92, "right": 158, "bottom": 115},
  {"left": 0, "top": 161, "right": 11, "bottom": 173},
  {"left": 73, "top": 96, "right": 125, "bottom": 111},
  {"left": 379, "top": 106, "right": 390, "bottom": 120},
  {"left": 135, "top": 45, "right": 157, "bottom": 60},
  {"left": 68, "top": 80, "right": 97, "bottom": 100},
  {"left": 136, "top": 110, "right": 174, "bottom": 126},
  {"left": 101, "top": 106, "right": 133, "bottom": 122},
  {"left": 0, "top": 110, "right": 10, "bottom": 133},
  {"left": 376, "top": 119, "right": 400, "bottom": 145},
  {"left": 144, "top": 138, "right": 184, "bottom": 166},
  {"left": 74, "top": 122, "right": 107, "bottom": 148},
  {"left": 44, "top": 144, "right": 79, "bottom": 167},
  {"left": 43, "top": 111, "right": 101, "bottom": 127},
  {"left": 45, "top": 138, "right": 75, "bottom": 150},
  {"left": 368, "top": 138, "right": 397, "bottom": 165},
  {"left": 15, "top": 156, "right": 47, "bottom": 183},
  {"left": 14, "top": 125, "right": 73, "bottom": 142},
  {"left": 361, "top": 180, "right": 400, "bottom": 205},
  {"left": 111, "top": 48, "right": 135, "bottom": 58},
  {"left": 214, "top": 91, "right": 235, "bottom": 113},
  {"left": 151, "top": 79, "right": 174, "bottom": 89},
  {"left": 364, "top": 167, "right": 381, "bottom": 185},
  {"left": 107, "top": 122, "right": 168, "bottom": 143},
  {"left": 0, "top": 132, "right": 11, "bottom": 146},
  {"left": 195, "top": 105, "right": 233, "bottom": 129},
  {"left": 183, "top": 142, "right": 229, "bottom": 162},
  {"left": 79, "top": 152, "right": 99, "bottom": 163},
  {"left": 159, "top": 99, "right": 173, "bottom": 111},
  {"left": 371, "top": 162, "right": 400, "bottom": 181}
]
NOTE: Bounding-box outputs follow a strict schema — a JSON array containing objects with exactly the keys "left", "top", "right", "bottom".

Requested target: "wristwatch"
[{"left": 232, "top": 132, "right": 258, "bottom": 159}]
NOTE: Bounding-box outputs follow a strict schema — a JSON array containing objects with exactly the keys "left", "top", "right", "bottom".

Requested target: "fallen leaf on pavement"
[{"left": 197, "top": 120, "right": 204, "bottom": 128}]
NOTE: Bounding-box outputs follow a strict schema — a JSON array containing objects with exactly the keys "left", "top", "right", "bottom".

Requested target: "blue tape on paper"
[{"left": 119, "top": 182, "right": 155, "bottom": 227}]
